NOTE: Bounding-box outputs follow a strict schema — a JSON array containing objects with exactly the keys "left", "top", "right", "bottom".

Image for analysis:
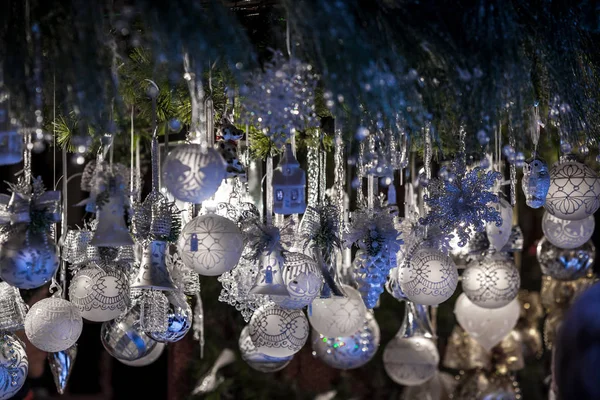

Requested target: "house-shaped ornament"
[{"left": 273, "top": 143, "right": 307, "bottom": 215}]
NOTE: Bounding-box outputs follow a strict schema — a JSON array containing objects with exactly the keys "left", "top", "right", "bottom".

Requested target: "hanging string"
[
  {"left": 183, "top": 52, "right": 205, "bottom": 144},
  {"left": 319, "top": 136, "right": 327, "bottom": 204}
]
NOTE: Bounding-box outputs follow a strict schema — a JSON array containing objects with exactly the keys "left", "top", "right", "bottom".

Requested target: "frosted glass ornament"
[
  {"left": 312, "top": 311, "right": 380, "bottom": 370},
  {"left": 239, "top": 326, "right": 292, "bottom": 373},
  {"left": 101, "top": 306, "right": 157, "bottom": 361},
  {"left": 486, "top": 197, "right": 513, "bottom": 251},
  {"left": 522, "top": 157, "right": 550, "bottom": 208},
  {"left": 248, "top": 303, "right": 309, "bottom": 357},
  {"left": 399, "top": 246, "right": 458, "bottom": 306},
  {"left": 537, "top": 237, "right": 594, "bottom": 281},
  {"left": 25, "top": 298, "right": 83, "bottom": 352},
  {"left": 0, "top": 333, "right": 28, "bottom": 400},
  {"left": 308, "top": 285, "right": 367, "bottom": 337},
  {"left": 271, "top": 252, "right": 322, "bottom": 309},
  {"left": 0, "top": 226, "right": 59, "bottom": 289},
  {"left": 542, "top": 211, "right": 594, "bottom": 249},
  {"left": 545, "top": 159, "right": 600, "bottom": 220},
  {"left": 162, "top": 144, "right": 227, "bottom": 203},
  {"left": 462, "top": 255, "right": 520, "bottom": 309},
  {"left": 119, "top": 343, "right": 165, "bottom": 367},
  {"left": 383, "top": 336, "right": 439, "bottom": 386},
  {"left": 454, "top": 293, "right": 519, "bottom": 351},
  {"left": 69, "top": 265, "right": 130, "bottom": 322},
  {"left": 178, "top": 214, "right": 244, "bottom": 276}
]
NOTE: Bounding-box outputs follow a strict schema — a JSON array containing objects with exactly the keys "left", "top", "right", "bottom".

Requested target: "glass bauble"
[
  {"left": 0, "top": 333, "right": 28, "bottom": 400},
  {"left": 542, "top": 211, "right": 594, "bottom": 249},
  {"left": 101, "top": 306, "right": 157, "bottom": 361},
  {"left": 271, "top": 252, "right": 322, "bottom": 310},
  {"left": 119, "top": 343, "right": 165, "bottom": 367},
  {"left": 239, "top": 326, "right": 292, "bottom": 373},
  {"left": 308, "top": 285, "right": 367, "bottom": 337},
  {"left": 162, "top": 144, "right": 226, "bottom": 203},
  {"left": 178, "top": 214, "right": 244, "bottom": 276},
  {"left": 536, "top": 237, "right": 594, "bottom": 281},
  {"left": 462, "top": 254, "right": 520, "bottom": 309},
  {"left": 383, "top": 336, "right": 439, "bottom": 386},
  {"left": 147, "top": 293, "right": 192, "bottom": 343},
  {"left": 522, "top": 157, "right": 550, "bottom": 209},
  {"left": 25, "top": 298, "right": 83, "bottom": 352},
  {"left": 248, "top": 303, "right": 309, "bottom": 357}
]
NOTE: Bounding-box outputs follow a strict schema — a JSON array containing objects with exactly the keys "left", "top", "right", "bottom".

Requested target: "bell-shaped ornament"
[
  {"left": 90, "top": 187, "right": 134, "bottom": 247},
  {"left": 398, "top": 300, "right": 436, "bottom": 339},
  {"left": 249, "top": 254, "right": 289, "bottom": 296},
  {"left": 131, "top": 240, "right": 175, "bottom": 291}
]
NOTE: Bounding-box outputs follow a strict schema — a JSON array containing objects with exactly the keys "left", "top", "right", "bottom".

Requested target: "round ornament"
[
  {"left": 312, "top": 311, "right": 380, "bottom": 370},
  {"left": 0, "top": 226, "right": 59, "bottom": 289},
  {"left": 462, "top": 255, "right": 520, "bottom": 309},
  {"left": 101, "top": 306, "right": 157, "bottom": 361},
  {"left": 486, "top": 197, "right": 513, "bottom": 251},
  {"left": 545, "top": 159, "right": 600, "bottom": 221},
  {"left": 119, "top": 342, "right": 165, "bottom": 367},
  {"left": 68, "top": 265, "right": 130, "bottom": 322},
  {"left": 541, "top": 211, "right": 594, "bottom": 249},
  {"left": 536, "top": 237, "right": 595, "bottom": 281},
  {"left": 308, "top": 285, "right": 367, "bottom": 337},
  {"left": 248, "top": 303, "right": 309, "bottom": 357},
  {"left": 147, "top": 294, "right": 192, "bottom": 343},
  {"left": 399, "top": 246, "right": 458, "bottom": 306},
  {"left": 0, "top": 333, "right": 28, "bottom": 400},
  {"left": 383, "top": 336, "right": 439, "bottom": 386},
  {"left": 162, "top": 144, "right": 227, "bottom": 204},
  {"left": 25, "top": 297, "right": 83, "bottom": 352},
  {"left": 271, "top": 252, "right": 322, "bottom": 310},
  {"left": 178, "top": 214, "right": 244, "bottom": 276},
  {"left": 239, "top": 326, "right": 292, "bottom": 373}
]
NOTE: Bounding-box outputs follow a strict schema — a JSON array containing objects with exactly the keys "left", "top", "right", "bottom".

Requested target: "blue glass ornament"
[{"left": 522, "top": 157, "right": 550, "bottom": 208}]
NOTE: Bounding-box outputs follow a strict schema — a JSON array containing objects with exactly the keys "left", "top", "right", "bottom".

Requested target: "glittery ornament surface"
[{"left": 0, "top": 333, "right": 28, "bottom": 400}]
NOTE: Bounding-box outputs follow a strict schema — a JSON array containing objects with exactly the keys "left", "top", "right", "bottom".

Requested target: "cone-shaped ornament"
[
  {"left": 90, "top": 182, "right": 134, "bottom": 247},
  {"left": 398, "top": 301, "right": 436, "bottom": 339},
  {"left": 249, "top": 254, "right": 289, "bottom": 296},
  {"left": 48, "top": 344, "right": 77, "bottom": 395},
  {"left": 131, "top": 240, "right": 175, "bottom": 291}
]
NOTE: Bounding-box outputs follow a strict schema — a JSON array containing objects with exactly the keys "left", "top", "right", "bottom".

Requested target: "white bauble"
[
  {"left": 239, "top": 326, "right": 292, "bottom": 373},
  {"left": 399, "top": 246, "right": 458, "bottom": 306},
  {"left": 383, "top": 336, "right": 439, "bottom": 386},
  {"left": 542, "top": 211, "right": 594, "bottom": 249},
  {"left": 308, "top": 285, "right": 367, "bottom": 337},
  {"left": 486, "top": 197, "right": 513, "bottom": 251},
  {"left": 248, "top": 303, "right": 309, "bottom": 357},
  {"left": 545, "top": 159, "right": 600, "bottom": 220},
  {"left": 0, "top": 333, "right": 28, "bottom": 400},
  {"left": 462, "top": 255, "right": 520, "bottom": 309},
  {"left": 25, "top": 298, "right": 83, "bottom": 352},
  {"left": 69, "top": 265, "right": 129, "bottom": 322},
  {"left": 271, "top": 252, "right": 322, "bottom": 310},
  {"left": 178, "top": 214, "right": 244, "bottom": 276},
  {"left": 162, "top": 144, "right": 227, "bottom": 204},
  {"left": 119, "top": 343, "right": 165, "bottom": 367},
  {"left": 454, "top": 293, "right": 519, "bottom": 351},
  {"left": 312, "top": 312, "right": 380, "bottom": 370}
]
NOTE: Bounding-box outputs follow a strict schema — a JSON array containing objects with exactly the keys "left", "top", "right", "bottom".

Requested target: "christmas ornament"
[
  {"left": 217, "top": 119, "right": 246, "bottom": 178},
  {"left": 0, "top": 282, "right": 27, "bottom": 332},
  {"left": 536, "top": 237, "right": 595, "bottom": 280},
  {"left": 0, "top": 106, "right": 23, "bottom": 166},
  {"left": 308, "top": 285, "right": 367, "bottom": 338},
  {"left": 462, "top": 254, "right": 520, "bottom": 309},
  {"left": 48, "top": 344, "right": 77, "bottom": 395},
  {"left": 248, "top": 303, "right": 309, "bottom": 357},
  {"left": 191, "top": 349, "right": 236, "bottom": 395},
  {"left": 250, "top": 253, "right": 290, "bottom": 297},
  {"left": 541, "top": 211, "right": 594, "bottom": 249},
  {"left": 545, "top": 158, "right": 600, "bottom": 220},
  {"left": 454, "top": 293, "right": 520, "bottom": 351},
  {"left": 131, "top": 191, "right": 180, "bottom": 245},
  {"left": 80, "top": 160, "right": 130, "bottom": 213},
  {"left": 0, "top": 333, "right": 28, "bottom": 400},
  {"left": 25, "top": 297, "right": 83, "bottom": 352},
  {"left": 178, "top": 214, "right": 244, "bottom": 276},
  {"left": 311, "top": 311, "right": 380, "bottom": 370},
  {"left": 486, "top": 197, "right": 513, "bottom": 251},
  {"left": 131, "top": 240, "right": 175, "bottom": 290},
  {"left": 68, "top": 265, "right": 130, "bottom": 322},
  {"left": 147, "top": 292, "right": 192, "bottom": 343},
  {"left": 399, "top": 245, "right": 458, "bottom": 306},
  {"left": 271, "top": 252, "right": 322, "bottom": 309},
  {"left": 101, "top": 306, "right": 157, "bottom": 361},
  {"left": 119, "top": 342, "right": 165, "bottom": 367},
  {"left": 272, "top": 143, "right": 307, "bottom": 215},
  {"left": 522, "top": 156, "right": 550, "bottom": 208},
  {"left": 138, "top": 290, "right": 169, "bottom": 333},
  {"left": 401, "top": 371, "right": 457, "bottom": 400},
  {"left": 383, "top": 336, "right": 439, "bottom": 386},
  {"left": 63, "top": 228, "right": 134, "bottom": 269},
  {"left": 239, "top": 326, "right": 292, "bottom": 373},
  {"left": 162, "top": 144, "right": 227, "bottom": 204},
  {"left": 398, "top": 301, "right": 436, "bottom": 339}
]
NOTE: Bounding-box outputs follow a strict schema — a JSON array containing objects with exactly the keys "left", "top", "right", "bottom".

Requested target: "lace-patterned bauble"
[
  {"left": 248, "top": 303, "right": 309, "bottom": 357},
  {"left": 0, "top": 333, "right": 28, "bottom": 400},
  {"left": 545, "top": 159, "right": 600, "bottom": 221},
  {"left": 308, "top": 285, "right": 367, "bottom": 337},
  {"left": 239, "top": 326, "right": 292, "bottom": 373},
  {"left": 536, "top": 237, "right": 595, "bottom": 281},
  {"left": 101, "top": 306, "right": 157, "bottom": 361},
  {"left": 178, "top": 214, "right": 244, "bottom": 276},
  {"left": 271, "top": 252, "right": 322, "bottom": 310},
  {"left": 383, "top": 336, "right": 439, "bottom": 386},
  {"left": 542, "top": 211, "right": 594, "bottom": 249},
  {"left": 69, "top": 265, "right": 130, "bottom": 322},
  {"left": 119, "top": 343, "right": 165, "bottom": 367},
  {"left": 462, "top": 255, "right": 520, "bottom": 309},
  {"left": 162, "top": 144, "right": 227, "bottom": 204},
  {"left": 399, "top": 246, "right": 458, "bottom": 306},
  {"left": 25, "top": 298, "right": 83, "bottom": 352},
  {"left": 311, "top": 311, "right": 380, "bottom": 370}
]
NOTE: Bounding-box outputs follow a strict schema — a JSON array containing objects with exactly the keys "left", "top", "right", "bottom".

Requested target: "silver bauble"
[
  {"left": 101, "top": 306, "right": 157, "bottom": 361},
  {"left": 0, "top": 333, "right": 28, "bottom": 400},
  {"left": 239, "top": 326, "right": 292, "bottom": 373},
  {"left": 147, "top": 294, "right": 192, "bottom": 343},
  {"left": 119, "top": 343, "right": 165, "bottom": 367},
  {"left": 537, "top": 237, "right": 595, "bottom": 281}
]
